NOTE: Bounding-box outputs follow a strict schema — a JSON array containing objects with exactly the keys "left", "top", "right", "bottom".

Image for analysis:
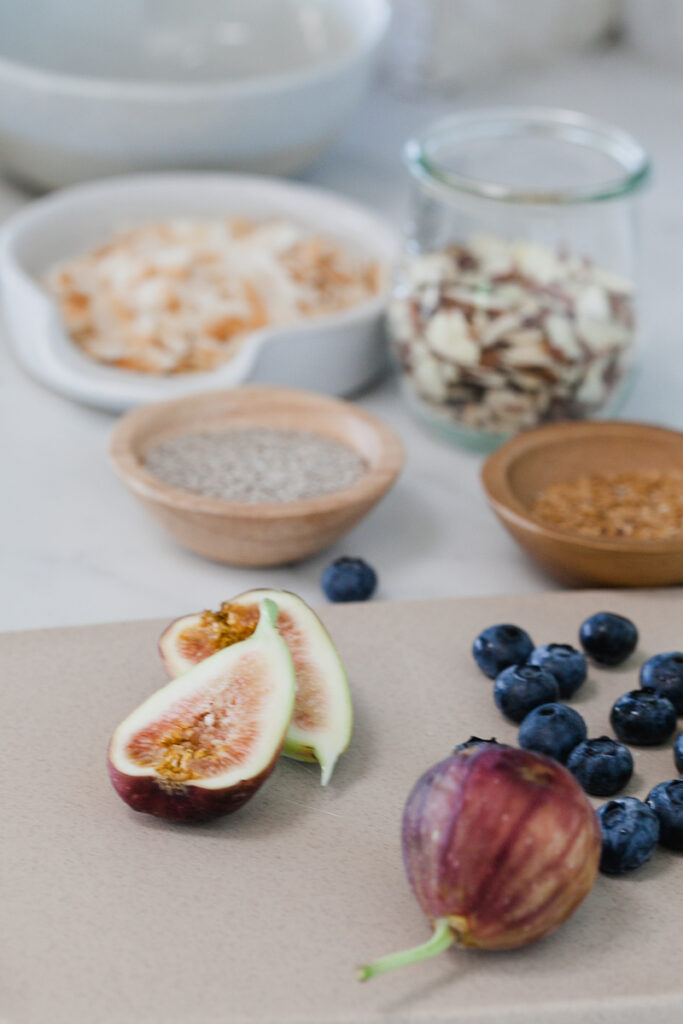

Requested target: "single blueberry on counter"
[
  {"left": 597, "top": 798, "right": 660, "bottom": 875},
  {"left": 518, "top": 703, "right": 587, "bottom": 763},
  {"left": 579, "top": 612, "right": 638, "bottom": 666},
  {"left": 646, "top": 779, "right": 683, "bottom": 851},
  {"left": 675, "top": 733, "right": 683, "bottom": 775},
  {"left": 610, "top": 688, "right": 677, "bottom": 746},
  {"left": 640, "top": 652, "right": 683, "bottom": 714},
  {"left": 472, "top": 624, "right": 534, "bottom": 679},
  {"left": 567, "top": 737, "right": 633, "bottom": 796},
  {"left": 493, "top": 665, "right": 559, "bottom": 723},
  {"left": 528, "top": 643, "right": 587, "bottom": 699},
  {"left": 321, "top": 557, "right": 377, "bottom": 602}
]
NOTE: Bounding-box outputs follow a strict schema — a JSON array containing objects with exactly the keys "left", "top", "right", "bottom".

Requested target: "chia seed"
[{"left": 144, "top": 428, "right": 367, "bottom": 503}]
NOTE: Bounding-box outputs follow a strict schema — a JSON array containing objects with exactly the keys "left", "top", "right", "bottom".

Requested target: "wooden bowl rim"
[
  {"left": 110, "top": 386, "right": 404, "bottom": 520},
  {"left": 481, "top": 420, "right": 683, "bottom": 556}
]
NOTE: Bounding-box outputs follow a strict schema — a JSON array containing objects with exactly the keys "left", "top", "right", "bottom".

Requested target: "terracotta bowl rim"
[
  {"left": 110, "top": 385, "right": 404, "bottom": 520},
  {"left": 481, "top": 420, "right": 683, "bottom": 556}
]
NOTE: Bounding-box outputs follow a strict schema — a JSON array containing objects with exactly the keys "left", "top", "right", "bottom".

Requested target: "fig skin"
[
  {"left": 108, "top": 599, "right": 296, "bottom": 823},
  {"left": 107, "top": 754, "right": 279, "bottom": 823},
  {"left": 359, "top": 743, "right": 600, "bottom": 979}
]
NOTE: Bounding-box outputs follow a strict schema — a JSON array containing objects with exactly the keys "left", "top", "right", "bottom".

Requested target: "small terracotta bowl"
[
  {"left": 481, "top": 421, "right": 683, "bottom": 587},
  {"left": 110, "top": 386, "right": 404, "bottom": 567}
]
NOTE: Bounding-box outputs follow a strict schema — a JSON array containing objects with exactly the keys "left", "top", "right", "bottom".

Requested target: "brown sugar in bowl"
[
  {"left": 110, "top": 386, "right": 404, "bottom": 567},
  {"left": 481, "top": 421, "right": 683, "bottom": 587}
]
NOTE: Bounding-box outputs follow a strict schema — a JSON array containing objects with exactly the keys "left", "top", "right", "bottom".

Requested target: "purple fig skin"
[
  {"left": 402, "top": 743, "right": 601, "bottom": 951},
  {"left": 107, "top": 747, "right": 281, "bottom": 823}
]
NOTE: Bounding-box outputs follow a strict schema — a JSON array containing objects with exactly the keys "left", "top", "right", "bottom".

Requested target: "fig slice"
[
  {"left": 159, "top": 589, "right": 353, "bottom": 785},
  {"left": 108, "top": 599, "right": 296, "bottom": 822}
]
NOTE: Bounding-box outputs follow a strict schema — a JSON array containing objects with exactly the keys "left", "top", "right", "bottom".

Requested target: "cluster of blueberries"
[{"left": 471, "top": 612, "right": 683, "bottom": 877}]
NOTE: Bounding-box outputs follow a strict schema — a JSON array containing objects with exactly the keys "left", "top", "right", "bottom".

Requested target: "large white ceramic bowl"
[
  {"left": 0, "top": 0, "right": 390, "bottom": 190},
  {"left": 0, "top": 173, "right": 400, "bottom": 412}
]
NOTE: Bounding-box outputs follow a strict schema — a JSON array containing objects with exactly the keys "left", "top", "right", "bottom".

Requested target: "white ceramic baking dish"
[{"left": 0, "top": 173, "right": 400, "bottom": 412}]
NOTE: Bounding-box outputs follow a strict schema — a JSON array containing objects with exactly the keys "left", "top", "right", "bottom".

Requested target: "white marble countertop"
[{"left": 2, "top": 49, "right": 682, "bottom": 633}]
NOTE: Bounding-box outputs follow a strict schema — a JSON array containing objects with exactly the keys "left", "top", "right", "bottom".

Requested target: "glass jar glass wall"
[{"left": 388, "top": 108, "right": 650, "bottom": 448}]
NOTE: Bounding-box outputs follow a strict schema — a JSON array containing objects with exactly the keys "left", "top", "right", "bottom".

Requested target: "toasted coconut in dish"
[{"left": 44, "top": 218, "right": 381, "bottom": 374}]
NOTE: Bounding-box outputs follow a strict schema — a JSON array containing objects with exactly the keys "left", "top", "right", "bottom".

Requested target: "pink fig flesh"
[
  {"left": 359, "top": 743, "right": 601, "bottom": 979},
  {"left": 159, "top": 590, "right": 354, "bottom": 785},
  {"left": 108, "top": 600, "right": 296, "bottom": 822}
]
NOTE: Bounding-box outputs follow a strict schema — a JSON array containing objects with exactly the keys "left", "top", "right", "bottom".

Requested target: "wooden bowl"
[
  {"left": 481, "top": 421, "right": 683, "bottom": 587},
  {"left": 110, "top": 387, "right": 404, "bottom": 567}
]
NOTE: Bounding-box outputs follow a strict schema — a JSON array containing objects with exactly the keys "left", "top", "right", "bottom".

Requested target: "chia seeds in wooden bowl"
[
  {"left": 110, "top": 386, "right": 404, "bottom": 566},
  {"left": 144, "top": 428, "right": 367, "bottom": 503}
]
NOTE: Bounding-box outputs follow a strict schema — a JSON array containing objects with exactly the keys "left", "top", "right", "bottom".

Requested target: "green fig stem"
[
  {"left": 357, "top": 918, "right": 455, "bottom": 982},
  {"left": 257, "top": 599, "right": 279, "bottom": 631}
]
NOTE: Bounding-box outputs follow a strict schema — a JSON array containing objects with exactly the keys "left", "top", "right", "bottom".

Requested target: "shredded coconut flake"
[{"left": 45, "top": 218, "right": 381, "bottom": 374}]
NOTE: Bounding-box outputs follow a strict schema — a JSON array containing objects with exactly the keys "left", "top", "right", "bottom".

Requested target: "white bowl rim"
[
  {"left": 0, "top": 0, "right": 390, "bottom": 101},
  {"left": 1, "top": 169, "right": 400, "bottom": 251}
]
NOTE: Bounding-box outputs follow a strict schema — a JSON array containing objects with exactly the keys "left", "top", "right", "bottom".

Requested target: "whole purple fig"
[{"left": 359, "top": 743, "right": 600, "bottom": 980}]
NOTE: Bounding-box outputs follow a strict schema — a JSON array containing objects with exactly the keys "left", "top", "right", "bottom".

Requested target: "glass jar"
[{"left": 388, "top": 108, "right": 650, "bottom": 448}]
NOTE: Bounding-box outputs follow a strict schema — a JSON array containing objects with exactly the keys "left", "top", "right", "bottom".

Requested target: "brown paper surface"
[{"left": 2, "top": 589, "right": 683, "bottom": 1024}]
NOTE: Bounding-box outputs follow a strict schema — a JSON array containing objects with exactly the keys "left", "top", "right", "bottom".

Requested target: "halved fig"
[
  {"left": 159, "top": 589, "right": 353, "bottom": 786},
  {"left": 108, "top": 599, "right": 296, "bottom": 821}
]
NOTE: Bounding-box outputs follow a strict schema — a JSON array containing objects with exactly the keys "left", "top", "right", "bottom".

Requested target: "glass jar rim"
[{"left": 404, "top": 107, "right": 651, "bottom": 206}]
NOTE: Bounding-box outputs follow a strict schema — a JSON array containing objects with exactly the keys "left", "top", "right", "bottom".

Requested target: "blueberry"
[
  {"left": 472, "top": 624, "right": 534, "bottom": 679},
  {"left": 518, "top": 703, "right": 587, "bottom": 763},
  {"left": 597, "top": 798, "right": 660, "bottom": 875},
  {"left": 640, "top": 652, "right": 683, "bottom": 714},
  {"left": 646, "top": 779, "right": 683, "bottom": 851},
  {"left": 567, "top": 737, "right": 633, "bottom": 796},
  {"left": 528, "top": 643, "right": 587, "bottom": 699},
  {"left": 321, "top": 557, "right": 376, "bottom": 602},
  {"left": 675, "top": 733, "right": 683, "bottom": 775},
  {"left": 610, "top": 688, "right": 677, "bottom": 746},
  {"left": 493, "top": 666, "right": 559, "bottom": 724},
  {"left": 454, "top": 736, "right": 498, "bottom": 753},
  {"left": 579, "top": 612, "right": 638, "bottom": 666}
]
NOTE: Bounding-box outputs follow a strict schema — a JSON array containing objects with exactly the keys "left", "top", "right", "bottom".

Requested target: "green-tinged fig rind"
[{"left": 108, "top": 599, "right": 296, "bottom": 822}]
